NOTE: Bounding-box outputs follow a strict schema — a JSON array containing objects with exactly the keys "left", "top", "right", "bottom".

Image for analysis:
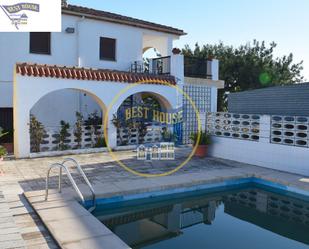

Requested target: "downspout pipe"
[
  {"left": 76, "top": 16, "right": 85, "bottom": 67},
  {"left": 76, "top": 16, "right": 85, "bottom": 112}
]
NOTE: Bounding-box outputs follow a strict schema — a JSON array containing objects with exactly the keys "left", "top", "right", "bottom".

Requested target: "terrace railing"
[
  {"left": 206, "top": 112, "right": 309, "bottom": 176},
  {"left": 130, "top": 56, "right": 171, "bottom": 75},
  {"left": 151, "top": 56, "right": 171, "bottom": 75},
  {"left": 271, "top": 115, "right": 309, "bottom": 147},
  {"left": 184, "top": 56, "right": 212, "bottom": 79},
  {"left": 207, "top": 112, "right": 261, "bottom": 141}
]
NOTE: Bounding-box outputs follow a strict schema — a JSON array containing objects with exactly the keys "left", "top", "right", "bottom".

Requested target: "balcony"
[
  {"left": 130, "top": 56, "right": 171, "bottom": 75},
  {"left": 130, "top": 55, "right": 213, "bottom": 79},
  {"left": 184, "top": 56, "right": 212, "bottom": 79}
]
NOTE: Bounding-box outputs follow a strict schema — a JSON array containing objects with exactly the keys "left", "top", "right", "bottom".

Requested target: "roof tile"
[
  {"left": 15, "top": 63, "right": 176, "bottom": 85},
  {"left": 62, "top": 4, "right": 186, "bottom": 36}
]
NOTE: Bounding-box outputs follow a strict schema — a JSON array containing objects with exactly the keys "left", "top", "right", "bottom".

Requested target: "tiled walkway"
[
  {"left": 0, "top": 150, "right": 308, "bottom": 248},
  {"left": 0, "top": 190, "right": 25, "bottom": 249}
]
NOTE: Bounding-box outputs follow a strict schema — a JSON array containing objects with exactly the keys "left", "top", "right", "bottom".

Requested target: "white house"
[{"left": 0, "top": 2, "right": 224, "bottom": 158}]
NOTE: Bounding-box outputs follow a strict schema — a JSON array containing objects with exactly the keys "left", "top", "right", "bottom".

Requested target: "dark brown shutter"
[
  {"left": 100, "top": 37, "right": 116, "bottom": 61},
  {"left": 30, "top": 32, "right": 51, "bottom": 54}
]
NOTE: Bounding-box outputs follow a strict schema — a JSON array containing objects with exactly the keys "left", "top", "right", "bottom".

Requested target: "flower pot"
[
  {"left": 2, "top": 143, "right": 13, "bottom": 154},
  {"left": 172, "top": 48, "right": 181, "bottom": 55},
  {"left": 194, "top": 145, "right": 208, "bottom": 157}
]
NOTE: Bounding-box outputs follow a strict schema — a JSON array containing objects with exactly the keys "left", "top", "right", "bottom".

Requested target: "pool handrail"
[{"left": 45, "top": 158, "right": 96, "bottom": 212}]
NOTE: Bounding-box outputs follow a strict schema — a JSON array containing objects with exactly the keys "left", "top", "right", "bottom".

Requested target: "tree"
[{"left": 182, "top": 40, "right": 304, "bottom": 111}]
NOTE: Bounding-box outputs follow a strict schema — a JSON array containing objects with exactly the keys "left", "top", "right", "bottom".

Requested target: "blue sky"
[{"left": 70, "top": 0, "right": 309, "bottom": 81}]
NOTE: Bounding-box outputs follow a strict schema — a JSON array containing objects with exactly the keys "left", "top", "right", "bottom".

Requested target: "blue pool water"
[{"left": 91, "top": 179, "right": 309, "bottom": 249}]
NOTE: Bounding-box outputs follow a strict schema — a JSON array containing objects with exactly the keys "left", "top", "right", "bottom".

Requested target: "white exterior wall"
[
  {"left": 30, "top": 89, "right": 101, "bottom": 127},
  {"left": 210, "top": 59, "right": 219, "bottom": 112},
  {"left": 209, "top": 136, "right": 309, "bottom": 177},
  {"left": 14, "top": 75, "right": 178, "bottom": 158},
  {"left": 0, "top": 14, "right": 177, "bottom": 108},
  {"left": 209, "top": 115, "right": 309, "bottom": 176}
]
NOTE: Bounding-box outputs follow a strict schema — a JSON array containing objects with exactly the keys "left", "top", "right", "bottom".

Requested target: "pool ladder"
[{"left": 45, "top": 158, "right": 96, "bottom": 212}]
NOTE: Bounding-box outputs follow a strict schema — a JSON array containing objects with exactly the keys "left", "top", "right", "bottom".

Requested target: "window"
[
  {"left": 29, "top": 32, "right": 51, "bottom": 54},
  {"left": 100, "top": 37, "right": 116, "bottom": 61}
]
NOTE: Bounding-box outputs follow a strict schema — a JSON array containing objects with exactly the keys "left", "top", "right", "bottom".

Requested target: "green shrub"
[
  {"left": 29, "top": 115, "right": 45, "bottom": 153},
  {"left": 0, "top": 127, "right": 8, "bottom": 139},
  {"left": 0, "top": 146, "right": 7, "bottom": 157},
  {"left": 190, "top": 131, "right": 211, "bottom": 145},
  {"left": 59, "top": 121, "right": 70, "bottom": 151},
  {"left": 74, "top": 112, "right": 83, "bottom": 149},
  {"left": 95, "top": 137, "right": 107, "bottom": 148}
]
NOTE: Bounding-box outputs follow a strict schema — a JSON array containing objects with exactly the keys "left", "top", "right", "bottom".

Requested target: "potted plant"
[
  {"left": 0, "top": 146, "right": 7, "bottom": 161},
  {"left": 190, "top": 131, "right": 211, "bottom": 157},
  {"left": 0, "top": 130, "right": 13, "bottom": 154},
  {"left": 172, "top": 48, "right": 181, "bottom": 55},
  {"left": 0, "top": 127, "right": 8, "bottom": 160}
]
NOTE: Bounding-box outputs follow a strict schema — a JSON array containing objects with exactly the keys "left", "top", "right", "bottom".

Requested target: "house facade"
[{"left": 0, "top": 2, "right": 224, "bottom": 158}]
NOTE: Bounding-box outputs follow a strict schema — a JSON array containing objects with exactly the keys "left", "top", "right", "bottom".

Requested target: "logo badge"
[
  {"left": 1, "top": 3, "right": 40, "bottom": 29},
  {"left": 0, "top": 0, "right": 61, "bottom": 32}
]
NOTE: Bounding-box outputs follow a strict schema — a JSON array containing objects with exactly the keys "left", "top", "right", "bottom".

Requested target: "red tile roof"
[
  {"left": 15, "top": 63, "right": 176, "bottom": 85},
  {"left": 62, "top": 5, "right": 186, "bottom": 36}
]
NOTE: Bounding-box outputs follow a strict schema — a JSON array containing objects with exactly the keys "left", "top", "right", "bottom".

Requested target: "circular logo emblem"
[{"left": 103, "top": 80, "right": 202, "bottom": 177}]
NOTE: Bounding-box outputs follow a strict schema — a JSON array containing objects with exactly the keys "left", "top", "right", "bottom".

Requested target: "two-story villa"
[{"left": 0, "top": 1, "right": 224, "bottom": 158}]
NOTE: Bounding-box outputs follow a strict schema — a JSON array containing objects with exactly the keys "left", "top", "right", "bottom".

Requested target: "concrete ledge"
[
  {"left": 30, "top": 148, "right": 109, "bottom": 158},
  {"left": 24, "top": 190, "right": 130, "bottom": 249},
  {"left": 29, "top": 145, "right": 136, "bottom": 158},
  {"left": 184, "top": 77, "right": 225, "bottom": 89}
]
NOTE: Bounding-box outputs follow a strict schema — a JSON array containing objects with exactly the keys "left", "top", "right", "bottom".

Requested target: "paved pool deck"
[{"left": 0, "top": 149, "right": 309, "bottom": 249}]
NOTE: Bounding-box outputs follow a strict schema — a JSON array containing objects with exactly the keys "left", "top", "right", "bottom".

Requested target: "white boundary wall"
[{"left": 208, "top": 115, "right": 309, "bottom": 176}]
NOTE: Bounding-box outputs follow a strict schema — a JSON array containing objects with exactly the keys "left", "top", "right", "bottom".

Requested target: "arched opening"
[
  {"left": 113, "top": 91, "right": 181, "bottom": 146},
  {"left": 29, "top": 88, "right": 107, "bottom": 153},
  {"left": 142, "top": 47, "right": 162, "bottom": 74}
]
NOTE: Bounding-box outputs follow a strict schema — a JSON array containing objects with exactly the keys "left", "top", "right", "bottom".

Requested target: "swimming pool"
[{"left": 90, "top": 179, "right": 309, "bottom": 249}]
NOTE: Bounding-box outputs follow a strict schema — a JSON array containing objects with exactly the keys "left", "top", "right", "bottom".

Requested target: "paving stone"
[
  {"left": 63, "top": 234, "right": 130, "bottom": 249},
  {"left": 47, "top": 215, "right": 112, "bottom": 245},
  {"left": 35, "top": 202, "right": 90, "bottom": 222}
]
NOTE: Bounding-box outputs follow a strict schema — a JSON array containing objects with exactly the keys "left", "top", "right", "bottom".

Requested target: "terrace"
[{"left": 0, "top": 150, "right": 308, "bottom": 248}]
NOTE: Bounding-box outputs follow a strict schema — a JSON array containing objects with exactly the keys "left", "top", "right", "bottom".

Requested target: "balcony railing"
[
  {"left": 184, "top": 56, "right": 212, "bottom": 79},
  {"left": 130, "top": 56, "right": 171, "bottom": 75},
  {"left": 130, "top": 56, "right": 213, "bottom": 79},
  {"left": 130, "top": 61, "right": 145, "bottom": 74},
  {"left": 151, "top": 56, "right": 171, "bottom": 75}
]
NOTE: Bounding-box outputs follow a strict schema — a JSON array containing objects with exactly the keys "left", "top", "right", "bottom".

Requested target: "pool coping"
[{"left": 24, "top": 171, "right": 309, "bottom": 249}]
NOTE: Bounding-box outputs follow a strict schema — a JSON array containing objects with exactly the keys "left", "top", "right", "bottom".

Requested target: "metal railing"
[
  {"left": 151, "top": 56, "right": 171, "bottom": 75},
  {"left": 45, "top": 158, "right": 96, "bottom": 212},
  {"left": 130, "top": 57, "right": 171, "bottom": 75},
  {"left": 130, "top": 60, "right": 145, "bottom": 74},
  {"left": 184, "top": 56, "right": 212, "bottom": 79}
]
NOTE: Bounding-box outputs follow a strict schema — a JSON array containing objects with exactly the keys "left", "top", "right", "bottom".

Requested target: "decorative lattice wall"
[
  {"left": 271, "top": 115, "right": 309, "bottom": 147},
  {"left": 117, "top": 125, "right": 163, "bottom": 145},
  {"left": 38, "top": 125, "right": 104, "bottom": 152},
  {"left": 207, "top": 112, "right": 260, "bottom": 141},
  {"left": 182, "top": 85, "right": 211, "bottom": 144}
]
